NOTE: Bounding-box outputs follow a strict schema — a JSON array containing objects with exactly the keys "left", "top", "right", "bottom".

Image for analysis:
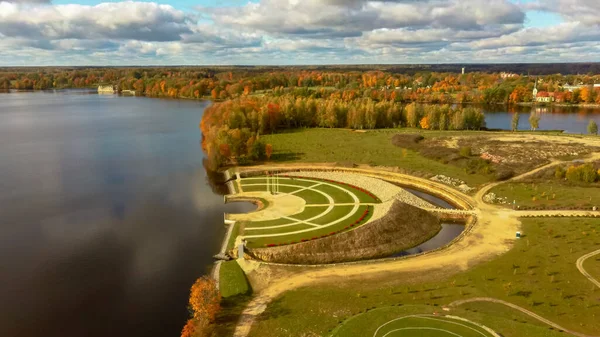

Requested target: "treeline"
[
  {"left": 200, "top": 94, "right": 486, "bottom": 168},
  {"left": 3, "top": 67, "right": 600, "bottom": 105}
]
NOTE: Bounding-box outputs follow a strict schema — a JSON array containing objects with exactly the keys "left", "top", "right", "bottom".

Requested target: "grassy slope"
[
  {"left": 220, "top": 260, "right": 251, "bottom": 298},
  {"left": 262, "top": 129, "right": 491, "bottom": 187},
  {"left": 248, "top": 217, "right": 600, "bottom": 337},
  {"left": 490, "top": 181, "right": 600, "bottom": 210}
]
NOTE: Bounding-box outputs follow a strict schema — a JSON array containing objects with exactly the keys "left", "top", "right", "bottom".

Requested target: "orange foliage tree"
[
  {"left": 265, "top": 144, "right": 273, "bottom": 160},
  {"left": 189, "top": 276, "right": 221, "bottom": 322}
]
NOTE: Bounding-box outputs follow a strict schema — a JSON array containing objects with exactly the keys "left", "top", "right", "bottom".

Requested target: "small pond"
[{"left": 387, "top": 187, "right": 465, "bottom": 258}]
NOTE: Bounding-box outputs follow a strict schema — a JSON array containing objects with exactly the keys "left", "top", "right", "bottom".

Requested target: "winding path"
[
  {"left": 448, "top": 297, "right": 598, "bottom": 337},
  {"left": 231, "top": 155, "right": 600, "bottom": 337},
  {"left": 577, "top": 249, "right": 600, "bottom": 289}
]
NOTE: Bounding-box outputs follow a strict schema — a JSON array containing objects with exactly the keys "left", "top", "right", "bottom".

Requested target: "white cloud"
[
  {"left": 0, "top": 1, "right": 192, "bottom": 42},
  {"left": 524, "top": 0, "right": 600, "bottom": 25},
  {"left": 0, "top": 0, "right": 599, "bottom": 65}
]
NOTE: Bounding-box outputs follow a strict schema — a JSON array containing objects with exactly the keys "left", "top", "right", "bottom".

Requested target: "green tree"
[
  {"left": 511, "top": 112, "right": 520, "bottom": 132},
  {"left": 588, "top": 119, "right": 598, "bottom": 135},
  {"left": 529, "top": 112, "right": 540, "bottom": 131}
]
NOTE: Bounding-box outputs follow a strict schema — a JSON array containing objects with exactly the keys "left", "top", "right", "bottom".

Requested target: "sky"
[{"left": 0, "top": 0, "right": 599, "bottom": 65}]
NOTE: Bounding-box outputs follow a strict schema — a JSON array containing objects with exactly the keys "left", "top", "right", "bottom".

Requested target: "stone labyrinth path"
[
  {"left": 237, "top": 175, "right": 381, "bottom": 248},
  {"left": 370, "top": 315, "right": 497, "bottom": 337}
]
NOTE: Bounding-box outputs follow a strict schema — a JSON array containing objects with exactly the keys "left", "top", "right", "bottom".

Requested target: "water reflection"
[
  {"left": 392, "top": 223, "right": 465, "bottom": 257},
  {"left": 481, "top": 104, "right": 600, "bottom": 133},
  {"left": 0, "top": 92, "right": 248, "bottom": 337}
]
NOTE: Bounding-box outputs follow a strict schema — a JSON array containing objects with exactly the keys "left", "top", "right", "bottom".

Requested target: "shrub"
[
  {"left": 466, "top": 158, "right": 493, "bottom": 175},
  {"left": 555, "top": 166, "right": 566, "bottom": 179},
  {"left": 495, "top": 169, "right": 515, "bottom": 181},
  {"left": 459, "top": 146, "right": 472, "bottom": 157},
  {"left": 566, "top": 164, "right": 598, "bottom": 183},
  {"left": 391, "top": 134, "right": 424, "bottom": 149}
]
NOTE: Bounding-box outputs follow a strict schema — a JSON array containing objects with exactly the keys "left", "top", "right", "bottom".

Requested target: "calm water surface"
[
  {"left": 483, "top": 104, "right": 600, "bottom": 133},
  {"left": 0, "top": 90, "right": 252, "bottom": 337}
]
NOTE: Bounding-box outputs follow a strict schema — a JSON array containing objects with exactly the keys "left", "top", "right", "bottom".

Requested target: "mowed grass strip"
[
  {"left": 294, "top": 189, "right": 330, "bottom": 204},
  {"left": 248, "top": 217, "right": 600, "bottom": 337},
  {"left": 245, "top": 217, "right": 294, "bottom": 229},
  {"left": 245, "top": 223, "right": 314, "bottom": 236},
  {"left": 313, "top": 184, "right": 354, "bottom": 203},
  {"left": 310, "top": 205, "right": 355, "bottom": 225},
  {"left": 244, "top": 206, "right": 373, "bottom": 248},
  {"left": 242, "top": 184, "right": 302, "bottom": 194},
  {"left": 290, "top": 206, "right": 329, "bottom": 220},
  {"left": 241, "top": 177, "right": 319, "bottom": 188}
]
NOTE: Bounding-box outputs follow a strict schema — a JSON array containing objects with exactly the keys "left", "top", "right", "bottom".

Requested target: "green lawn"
[
  {"left": 246, "top": 224, "right": 314, "bottom": 236},
  {"left": 262, "top": 129, "right": 491, "bottom": 188},
  {"left": 310, "top": 206, "right": 355, "bottom": 225},
  {"left": 248, "top": 217, "right": 600, "bottom": 337},
  {"left": 293, "top": 189, "right": 330, "bottom": 204},
  {"left": 290, "top": 206, "right": 329, "bottom": 220},
  {"left": 219, "top": 260, "right": 251, "bottom": 298},
  {"left": 245, "top": 218, "right": 294, "bottom": 229},
  {"left": 583, "top": 255, "right": 600, "bottom": 283},
  {"left": 490, "top": 182, "right": 600, "bottom": 210},
  {"left": 244, "top": 206, "right": 373, "bottom": 248},
  {"left": 333, "top": 306, "right": 496, "bottom": 337},
  {"left": 312, "top": 184, "right": 354, "bottom": 203}
]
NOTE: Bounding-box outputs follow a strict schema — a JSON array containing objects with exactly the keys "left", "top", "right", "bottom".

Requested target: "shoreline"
[
  {"left": 211, "top": 169, "right": 238, "bottom": 285},
  {"left": 5, "top": 88, "right": 600, "bottom": 108}
]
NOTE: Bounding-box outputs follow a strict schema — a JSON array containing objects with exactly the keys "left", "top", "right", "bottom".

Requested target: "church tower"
[{"left": 532, "top": 79, "right": 538, "bottom": 99}]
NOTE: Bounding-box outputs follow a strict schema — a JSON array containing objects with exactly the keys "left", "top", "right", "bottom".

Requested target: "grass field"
[
  {"left": 333, "top": 306, "right": 496, "bottom": 337},
  {"left": 262, "top": 129, "right": 493, "bottom": 188},
  {"left": 219, "top": 261, "right": 251, "bottom": 298},
  {"left": 247, "top": 217, "right": 600, "bottom": 337},
  {"left": 489, "top": 181, "right": 600, "bottom": 210}
]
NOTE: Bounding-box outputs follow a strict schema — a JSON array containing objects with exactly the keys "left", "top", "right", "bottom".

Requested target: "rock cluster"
[
  {"left": 430, "top": 175, "right": 474, "bottom": 193},
  {"left": 483, "top": 192, "right": 509, "bottom": 204},
  {"left": 480, "top": 152, "right": 504, "bottom": 163}
]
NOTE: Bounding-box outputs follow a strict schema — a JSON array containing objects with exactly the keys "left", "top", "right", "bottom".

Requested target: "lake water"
[
  {"left": 0, "top": 90, "right": 253, "bottom": 337},
  {"left": 482, "top": 104, "right": 600, "bottom": 133}
]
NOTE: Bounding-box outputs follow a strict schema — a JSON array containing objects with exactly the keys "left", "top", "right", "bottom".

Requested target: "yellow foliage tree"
[{"left": 420, "top": 116, "right": 430, "bottom": 130}]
